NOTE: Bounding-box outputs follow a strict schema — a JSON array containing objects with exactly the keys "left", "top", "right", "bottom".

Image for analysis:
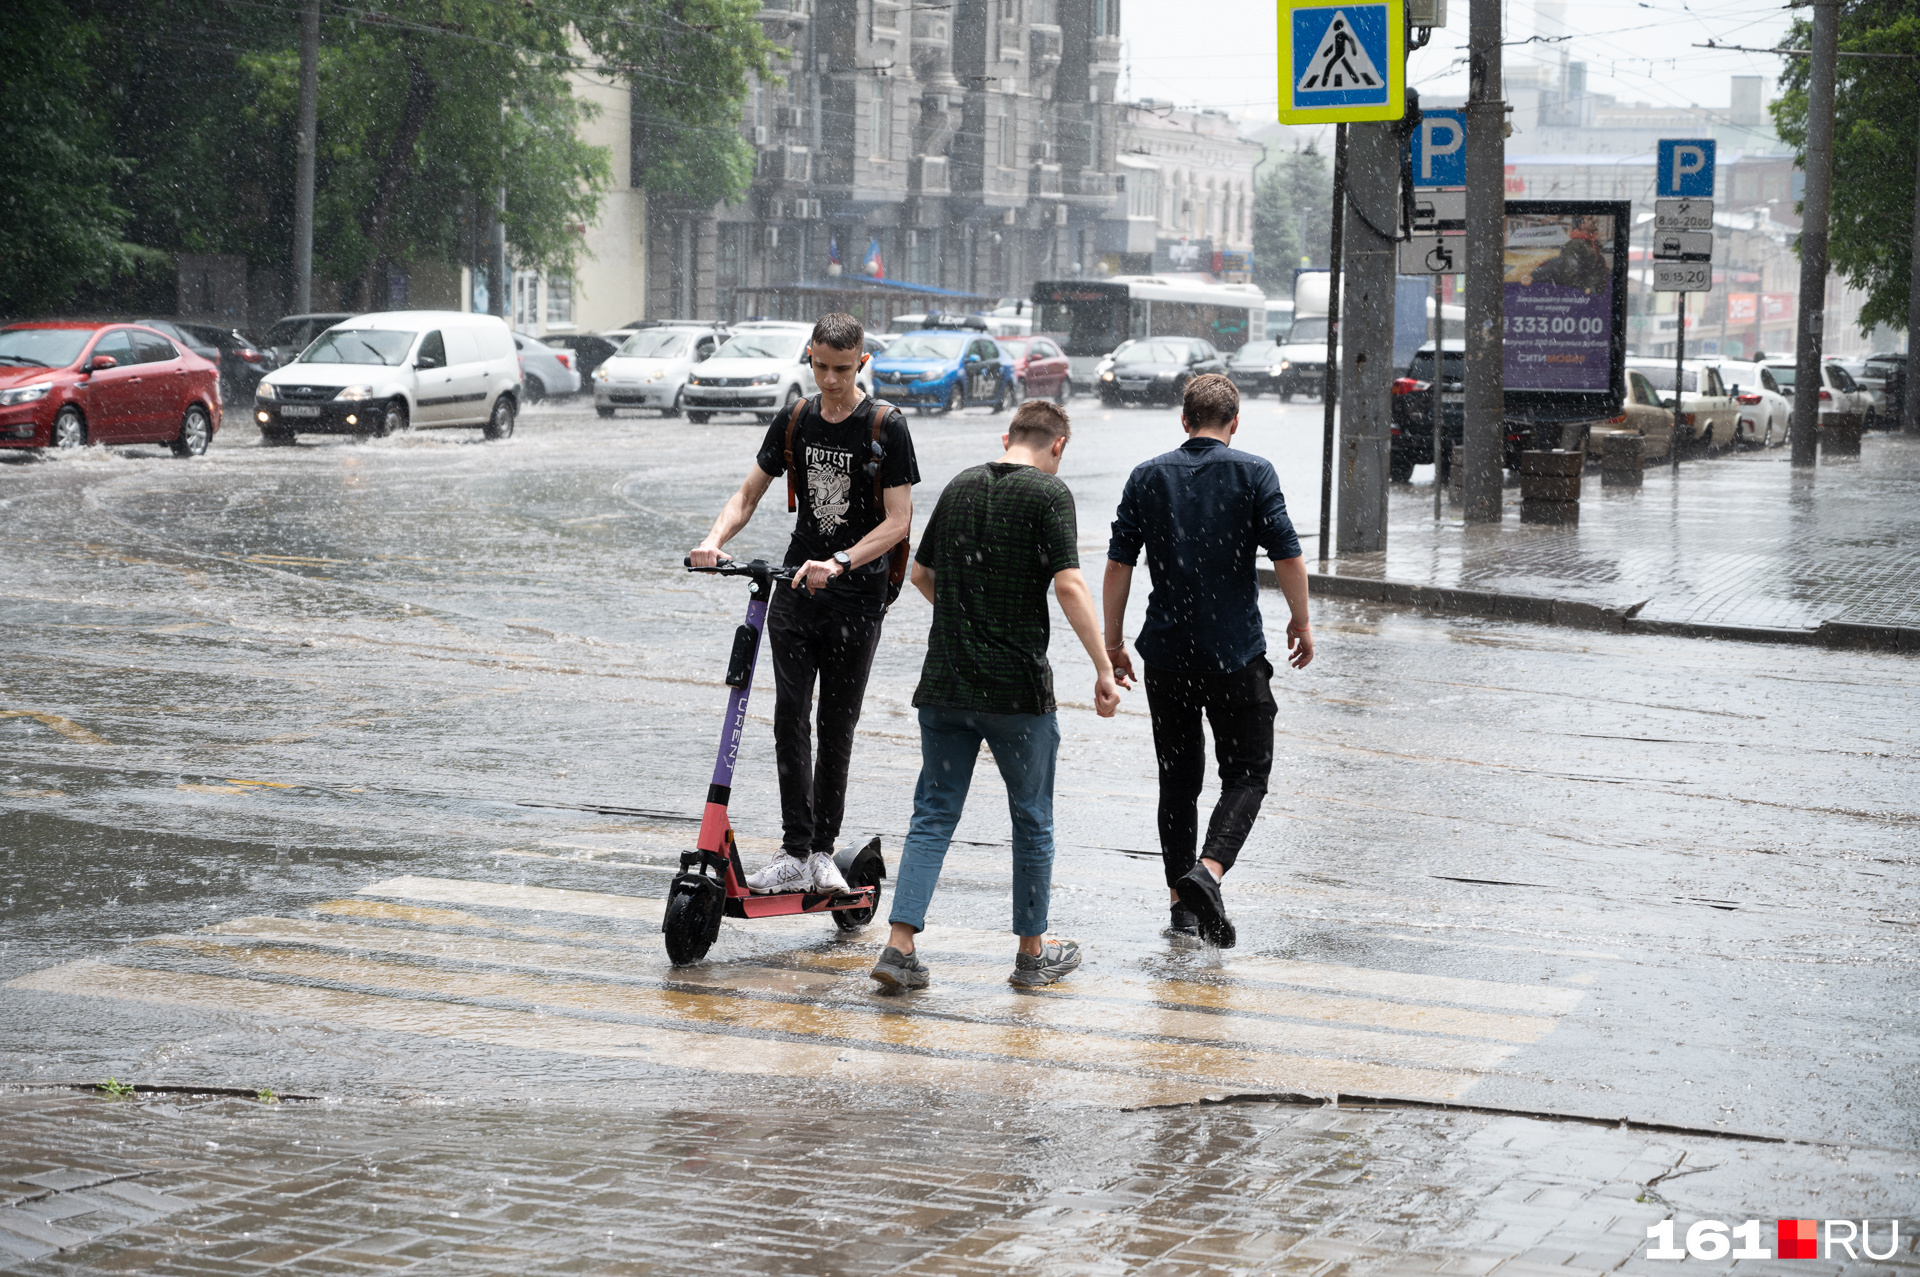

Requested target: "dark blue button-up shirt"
[{"left": 1107, "top": 436, "right": 1303, "bottom": 674}]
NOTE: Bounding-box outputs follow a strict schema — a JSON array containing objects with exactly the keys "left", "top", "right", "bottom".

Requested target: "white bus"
[{"left": 1031, "top": 276, "right": 1270, "bottom": 390}]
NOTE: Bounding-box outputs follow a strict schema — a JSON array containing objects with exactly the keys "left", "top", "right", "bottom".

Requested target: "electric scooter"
[{"left": 661, "top": 557, "right": 887, "bottom": 965}]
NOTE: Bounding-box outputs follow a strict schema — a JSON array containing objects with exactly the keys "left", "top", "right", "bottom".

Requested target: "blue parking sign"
[
  {"left": 1410, "top": 109, "right": 1466, "bottom": 187},
  {"left": 1656, "top": 139, "right": 1716, "bottom": 198},
  {"left": 1278, "top": 0, "right": 1405, "bottom": 124}
]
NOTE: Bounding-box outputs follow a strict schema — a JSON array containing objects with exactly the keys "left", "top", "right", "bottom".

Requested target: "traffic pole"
[
  {"left": 1336, "top": 119, "right": 1399, "bottom": 555},
  {"left": 1462, "top": 0, "right": 1505, "bottom": 522},
  {"left": 1906, "top": 85, "right": 1920, "bottom": 435},
  {"left": 1789, "top": 0, "right": 1839, "bottom": 467},
  {"left": 291, "top": 0, "right": 320, "bottom": 314},
  {"left": 1318, "top": 123, "right": 1348, "bottom": 567},
  {"left": 1432, "top": 271, "right": 1445, "bottom": 516},
  {"left": 1672, "top": 292, "right": 1686, "bottom": 471}
]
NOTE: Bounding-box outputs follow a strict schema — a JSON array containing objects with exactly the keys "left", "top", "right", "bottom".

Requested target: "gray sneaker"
[
  {"left": 1010, "top": 939, "right": 1082, "bottom": 988},
  {"left": 869, "top": 946, "right": 930, "bottom": 991}
]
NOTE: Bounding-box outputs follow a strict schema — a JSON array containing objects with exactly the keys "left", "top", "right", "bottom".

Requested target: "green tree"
[
  {"left": 1253, "top": 145, "right": 1332, "bottom": 297},
  {"left": 0, "top": 0, "right": 146, "bottom": 314},
  {"left": 1772, "top": 2, "right": 1920, "bottom": 334}
]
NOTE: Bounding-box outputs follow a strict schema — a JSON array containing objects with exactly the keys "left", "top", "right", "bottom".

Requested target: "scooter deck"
[{"left": 724, "top": 886, "right": 878, "bottom": 919}]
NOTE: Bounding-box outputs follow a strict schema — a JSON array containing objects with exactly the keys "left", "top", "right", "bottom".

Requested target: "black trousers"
[
  {"left": 766, "top": 587, "right": 885, "bottom": 858},
  {"left": 1144, "top": 656, "right": 1277, "bottom": 887}
]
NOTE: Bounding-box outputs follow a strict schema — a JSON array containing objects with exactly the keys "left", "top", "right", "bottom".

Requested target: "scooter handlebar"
[{"left": 684, "top": 556, "right": 798, "bottom": 581}]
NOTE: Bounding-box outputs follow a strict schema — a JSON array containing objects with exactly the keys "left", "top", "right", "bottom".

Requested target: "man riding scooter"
[{"left": 688, "top": 313, "right": 920, "bottom": 893}]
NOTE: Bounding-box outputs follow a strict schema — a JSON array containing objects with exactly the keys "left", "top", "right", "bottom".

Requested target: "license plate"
[
  {"left": 877, "top": 386, "right": 907, "bottom": 397},
  {"left": 280, "top": 405, "right": 321, "bottom": 418}
]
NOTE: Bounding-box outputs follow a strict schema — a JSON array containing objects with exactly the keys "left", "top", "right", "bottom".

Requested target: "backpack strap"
[
  {"left": 870, "top": 401, "right": 904, "bottom": 504},
  {"left": 783, "top": 394, "right": 820, "bottom": 513}
]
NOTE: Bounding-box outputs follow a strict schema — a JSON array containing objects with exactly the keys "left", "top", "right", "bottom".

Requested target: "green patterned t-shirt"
[{"left": 913, "top": 462, "right": 1080, "bottom": 715}]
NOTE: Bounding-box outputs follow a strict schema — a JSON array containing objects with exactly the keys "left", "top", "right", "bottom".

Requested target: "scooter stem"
[{"left": 697, "top": 572, "right": 772, "bottom": 862}]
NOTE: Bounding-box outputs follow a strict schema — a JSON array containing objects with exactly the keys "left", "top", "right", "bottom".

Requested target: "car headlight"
[
  {"left": 1155, "top": 371, "right": 1176, "bottom": 380},
  {"left": 255, "top": 382, "right": 277, "bottom": 400},
  {"left": 0, "top": 382, "right": 52, "bottom": 406},
  {"left": 1101, "top": 371, "right": 1114, "bottom": 381},
  {"left": 918, "top": 371, "right": 943, "bottom": 382},
  {"left": 334, "top": 384, "right": 376, "bottom": 401},
  {"left": 1270, "top": 363, "right": 1288, "bottom": 376},
  {"left": 644, "top": 369, "right": 666, "bottom": 381},
  {"left": 751, "top": 373, "right": 779, "bottom": 386},
  {"left": 594, "top": 367, "right": 610, "bottom": 381}
]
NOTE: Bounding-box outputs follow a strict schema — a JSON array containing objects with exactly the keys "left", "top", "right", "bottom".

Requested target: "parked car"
[
  {"left": 261, "top": 313, "right": 354, "bottom": 367},
  {"left": 0, "top": 321, "right": 221, "bottom": 455},
  {"left": 593, "top": 325, "right": 726, "bottom": 418},
  {"left": 1097, "top": 337, "right": 1226, "bottom": 407},
  {"left": 1388, "top": 340, "right": 1463, "bottom": 481},
  {"left": 132, "top": 319, "right": 275, "bottom": 405},
  {"left": 1590, "top": 369, "right": 1678, "bottom": 464},
  {"left": 1624, "top": 358, "right": 1737, "bottom": 451},
  {"left": 871, "top": 329, "right": 1015, "bottom": 415},
  {"left": 539, "top": 334, "right": 620, "bottom": 382},
  {"left": 512, "top": 333, "right": 582, "bottom": 403},
  {"left": 252, "top": 311, "right": 520, "bottom": 443},
  {"left": 993, "top": 335, "right": 1072, "bottom": 404},
  {"left": 1763, "top": 360, "right": 1868, "bottom": 431},
  {"left": 1864, "top": 351, "right": 1906, "bottom": 424},
  {"left": 1274, "top": 314, "right": 1330, "bottom": 400},
  {"left": 1225, "top": 340, "right": 1288, "bottom": 398},
  {"left": 1828, "top": 357, "right": 1888, "bottom": 429},
  {"left": 1699, "top": 358, "right": 1789, "bottom": 448}
]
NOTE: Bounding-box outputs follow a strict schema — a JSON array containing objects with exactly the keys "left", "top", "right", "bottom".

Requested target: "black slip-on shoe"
[
  {"left": 1174, "top": 865, "right": 1237, "bottom": 949},
  {"left": 1167, "top": 904, "right": 1200, "bottom": 939}
]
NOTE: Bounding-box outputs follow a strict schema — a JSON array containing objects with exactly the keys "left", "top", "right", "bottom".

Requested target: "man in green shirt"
[{"left": 870, "top": 401, "right": 1122, "bottom": 992}]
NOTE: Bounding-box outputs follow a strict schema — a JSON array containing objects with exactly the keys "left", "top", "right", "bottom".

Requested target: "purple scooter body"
[{"left": 662, "top": 558, "right": 886, "bottom": 965}]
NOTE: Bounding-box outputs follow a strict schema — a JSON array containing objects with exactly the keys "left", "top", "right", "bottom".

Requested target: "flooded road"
[{"left": 2, "top": 393, "right": 1916, "bottom": 1166}]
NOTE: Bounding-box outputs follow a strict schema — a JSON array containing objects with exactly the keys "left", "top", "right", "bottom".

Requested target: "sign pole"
[
  {"left": 1319, "top": 122, "right": 1348, "bottom": 567},
  {"left": 1672, "top": 292, "right": 1686, "bottom": 472},
  {"left": 1461, "top": 0, "right": 1504, "bottom": 523},
  {"left": 1432, "top": 271, "right": 1444, "bottom": 516},
  {"left": 1790, "top": 0, "right": 1839, "bottom": 468}
]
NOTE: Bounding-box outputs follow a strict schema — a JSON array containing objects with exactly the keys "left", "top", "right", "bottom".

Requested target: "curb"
[{"left": 1263, "top": 569, "right": 1920, "bottom": 654}]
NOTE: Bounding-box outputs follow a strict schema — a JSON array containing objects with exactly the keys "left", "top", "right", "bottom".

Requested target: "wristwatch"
[{"left": 832, "top": 551, "right": 852, "bottom": 575}]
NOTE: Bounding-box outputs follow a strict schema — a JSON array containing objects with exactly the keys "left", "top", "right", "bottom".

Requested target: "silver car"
[
  {"left": 513, "top": 333, "right": 582, "bottom": 403},
  {"left": 593, "top": 326, "right": 726, "bottom": 418}
]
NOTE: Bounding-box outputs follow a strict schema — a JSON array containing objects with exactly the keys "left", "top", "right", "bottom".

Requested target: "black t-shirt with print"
[{"left": 755, "top": 394, "right": 920, "bottom": 616}]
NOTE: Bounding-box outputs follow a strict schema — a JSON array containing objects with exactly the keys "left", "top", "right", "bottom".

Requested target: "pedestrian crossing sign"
[{"left": 1278, "top": 0, "right": 1405, "bottom": 124}]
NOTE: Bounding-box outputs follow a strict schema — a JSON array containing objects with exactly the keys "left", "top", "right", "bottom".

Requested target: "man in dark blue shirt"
[{"left": 1103, "top": 374, "right": 1313, "bottom": 947}]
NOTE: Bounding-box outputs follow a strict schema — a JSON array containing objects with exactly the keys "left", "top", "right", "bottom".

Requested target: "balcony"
[{"left": 1029, "top": 163, "right": 1062, "bottom": 197}]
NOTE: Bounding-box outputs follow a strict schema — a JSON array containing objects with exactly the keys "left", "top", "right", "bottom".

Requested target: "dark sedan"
[
  {"left": 1388, "top": 341, "right": 1463, "bottom": 482},
  {"left": 1225, "top": 340, "right": 1287, "bottom": 398},
  {"left": 134, "top": 319, "right": 275, "bottom": 404},
  {"left": 1096, "top": 338, "right": 1225, "bottom": 407}
]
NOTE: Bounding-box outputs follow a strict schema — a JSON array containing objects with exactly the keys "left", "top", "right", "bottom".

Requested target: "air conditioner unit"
[
  {"left": 1052, "top": 203, "right": 1069, "bottom": 227},
  {"left": 753, "top": 125, "right": 768, "bottom": 145},
  {"left": 765, "top": 227, "right": 781, "bottom": 247},
  {"left": 774, "top": 107, "right": 800, "bottom": 130},
  {"left": 1003, "top": 208, "right": 1017, "bottom": 226}
]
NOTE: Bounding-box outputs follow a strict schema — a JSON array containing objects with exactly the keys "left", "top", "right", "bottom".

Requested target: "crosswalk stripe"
[
  {"left": 195, "top": 917, "right": 1522, "bottom": 1070},
  {"left": 132, "top": 938, "right": 1480, "bottom": 1099},
  {"left": 6, "top": 959, "right": 1207, "bottom": 1110}
]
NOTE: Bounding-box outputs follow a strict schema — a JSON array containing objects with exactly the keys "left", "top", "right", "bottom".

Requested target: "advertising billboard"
[{"left": 1500, "top": 200, "right": 1630, "bottom": 421}]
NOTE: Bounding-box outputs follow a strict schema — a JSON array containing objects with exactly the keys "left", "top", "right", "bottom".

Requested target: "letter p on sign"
[
  {"left": 1411, "top": 109, "right": 1466, "bottom": 187},
  {"left": 1657, "top": 138, "right": 1715, "bottom": 198}
]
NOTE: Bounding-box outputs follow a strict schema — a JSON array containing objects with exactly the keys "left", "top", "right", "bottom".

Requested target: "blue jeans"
[{"left": 889, "top": 705, "right": 1061, "bottom": 937}]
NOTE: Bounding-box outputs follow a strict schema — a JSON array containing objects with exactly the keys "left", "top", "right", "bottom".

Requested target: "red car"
[
  {"left": 994, "top": 335, "right": 1073, "bottom": 404},
  {"left": 0, "top": 321, "right": 222, "bottom": 456}
]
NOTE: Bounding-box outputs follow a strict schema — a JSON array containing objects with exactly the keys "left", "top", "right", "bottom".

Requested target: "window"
[
  {"left": 132, "top": 332, "right": 179, "bottom": 364},
  {"left": 1092, "top": 0, "right": 1111, "bottom": 37},
  {"left": 870, "top": 76, "right": 893, "bottom": 159},
  {"left": 997, "top": 95, "right": 1016, "bottom": 168},
  {"left": 1127, "top": 168, "right": 1159, "bottom": 220},
  {"left": 546, "top": 275, "right": 574, "bottom": 325},
  {"left": 91, "top": 330, "right": 135, "bottom": 367}
]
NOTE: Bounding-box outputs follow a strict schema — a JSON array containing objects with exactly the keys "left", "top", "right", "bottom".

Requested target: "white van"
[{"left": 252, "top": 310, "right": 521, "bottom": 444}]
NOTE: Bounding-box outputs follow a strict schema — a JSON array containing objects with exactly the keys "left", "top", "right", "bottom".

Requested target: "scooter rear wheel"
[
  {"left": 833, "top": 863, "right": 884, "bottom": 932},
  {"left": 663, "top": 884, "right": 723, "bottom": 965}
]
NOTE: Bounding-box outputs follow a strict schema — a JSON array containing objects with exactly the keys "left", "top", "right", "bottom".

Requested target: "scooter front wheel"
[
  {"left": 663, "top": 881, "right": 723, "bottom": 965},
  {"left": 834, "top": 866, "right": 884, "bottom": 932}
]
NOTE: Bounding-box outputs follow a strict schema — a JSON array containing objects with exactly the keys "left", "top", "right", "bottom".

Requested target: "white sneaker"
[
  {"left": 746, "top": 853, "right": 812, "bottom": 894},
  {"left": 808, "top": 851, "right": 850, "bottom": 893}
]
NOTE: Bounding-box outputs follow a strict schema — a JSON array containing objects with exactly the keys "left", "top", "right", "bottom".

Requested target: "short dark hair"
[
  {"left": 1008, "top": 399, "right": 1071, "bottom": 445},
  {"left": 810, "top": 312, "right": 864, "bottom": 351},
  {"left": 1183, "top": 372, "right": 1239, "bottom": 430}
]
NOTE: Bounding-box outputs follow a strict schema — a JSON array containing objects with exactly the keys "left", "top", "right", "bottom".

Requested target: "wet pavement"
[
  {"left": 1341, "top": 433, "right": 1920, "bottom": 633},
  {"left": 1, "top": 396, "right": 1916, "bottom": 1271}
]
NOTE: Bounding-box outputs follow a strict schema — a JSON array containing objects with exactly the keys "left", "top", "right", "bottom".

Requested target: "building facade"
[
  {"left": 643, "top": 0, "right": 1132, "bottom": 324},
  {"left": 1113, "top": 103, "right": 1259, "bottom": 281}
]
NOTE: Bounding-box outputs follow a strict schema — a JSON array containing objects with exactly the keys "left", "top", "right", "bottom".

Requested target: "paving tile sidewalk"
[
  {"left": 1317, "top": 434, "right": 1920, "bottom": 633},
  {"left": 2, "top": 1090, "right": 1914, "bottom": 1275}
]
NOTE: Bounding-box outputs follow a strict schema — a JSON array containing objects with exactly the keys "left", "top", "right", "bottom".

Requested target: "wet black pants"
[
  {"left": 766, "top": 588, "right": 885, "bottom": 858},
  {"left": 1144, "top": 657, "right": 1277, "bottom": 887}
]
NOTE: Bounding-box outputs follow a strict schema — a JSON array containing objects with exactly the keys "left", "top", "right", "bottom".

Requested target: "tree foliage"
[
  {"left": 0, "top": 0, "right": 149, "bottom": 314},
  {"left": 1253, "top": 145, "right": 1333, "bottom": 297},
  {"left": 7, "top": 0, "right": 770, "bottom": 313},
  {"left": 1772, "top": 2, "right": 1920, "bottom": 334}
]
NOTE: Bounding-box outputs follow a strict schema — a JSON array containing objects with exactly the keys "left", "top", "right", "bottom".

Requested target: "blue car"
[{"left": 870, "top": 328, "right": 1016, "bottom": 415}]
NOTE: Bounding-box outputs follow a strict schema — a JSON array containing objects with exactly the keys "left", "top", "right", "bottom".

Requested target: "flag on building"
[
  {"left": 827, "top": 236, "right": 842, "bottom": 276},
  {"left": 864, "top": 238, "right": 885, "bottom": 279}
]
